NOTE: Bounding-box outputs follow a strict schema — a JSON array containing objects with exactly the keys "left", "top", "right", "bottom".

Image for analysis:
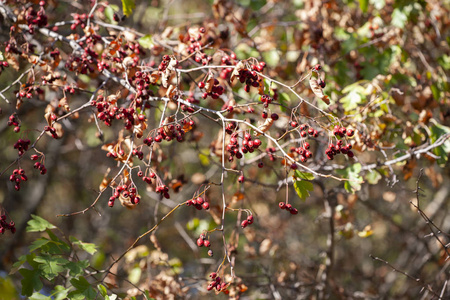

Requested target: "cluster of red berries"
[
  {"left": 157, "top": 55, "right": 173, "bottom": 72},
  {"left": 325, "top": 141, "right": 354, "bottom": 160},
  {"left": 218, "top": 53, "right": 237, "bottom": 79},
  {"left": 16, "top": 83, "right": 44, "bottom": 101},
  {"left": 241, "top": 214, "right": 254, "bottom": 228},
  {"left": 238, "top": 62, "right": 266, "bottom": 92},
  {"left": 156, "top": 184, "right": 170, "bottom": 199},
  {"left": 150, "top": 121, "right": 191, "bottom": 144},
  {"left": 9, "top": 169, "right": 28, "bottom": 191},
  {"left": 180, "top": 93, "right": 199, "bottom": 113},
  {"left": 198, "top": 78, "right": 225, "bottom": 100},
  {"left": 65, "top": 46, "right": 99, "bottom": 75},
  {"left": 131, "top": 148, "right": 144, "bottom": 160},
  {"left": 290, "top": 141, "right": 313, "bottom": 164},
  {"left": 0, "top": 61, "right": 9, "bottom": 74},
  {"left": 207, "top": 272, "right": 228, "bottom": 292},
  {"left": 138, "top": 170, "right": 155, "bottom": 185},
  {"left": 33, "top": 162, "right": 47, "bottom": 175},
  {"left": 92, "top": 96, "right": 139, "bottom": 129},
  {"left": 70, "top": 13, "right": 88, "bottom": 31},
  {"left": 224, "top": 121, "right": 237, "bottom": 134},
  {"left": 299, "top": 124, "right": 319, "bottom": 138},
  {"left": 186, "top": 196, "right": 210, "bottom": 210},
  {"left": 333, "top": 125, "right": 354, "bottom": 138},
  {"left": 7, "top": 114, "right": 20, "bottom": 133},
  {"left": 44, "top": 125, "right": 59, "bottom": 138},
  {"left": 196, "top": 233, "right": 212, "bottom": 248},
  {"left": 133, "top": 71, "right": 152, "bottom": 105},
  {"left": 25, "top": 4, "right": 48, "bottom": 34},
  {"left": 187, "top": 27, "right": 208, "bottom": 58},
  {"left": 260, "top": 94, "right": 275, "bottom": 108},
  {"left": 63, "top": 85, "right": 76, "bottom": 94},
  {"left": 226, "top": 132, "right": 262, "bottom": 162},
  {"left": 266, "top": 147, "right": 277, "bottom": 162},
  {"left": 4, "top": 42, "right": 20, "bottom": 55},
  {"left": 109, "top": 185, "right": 141, "bottom": 207},
  {"left": 0, "top": 215, "right": 16, "bottom": 234},
  {"left": 13, "top": 138, "right": 31, "bottom": 156},
  {"left": 278, "top": 202, "right": 299, "bottom": 214}
]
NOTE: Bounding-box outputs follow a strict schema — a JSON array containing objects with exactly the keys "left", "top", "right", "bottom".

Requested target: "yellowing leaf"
[
  {"left": 121, "top": 0, "right": 135, "bottom": 17},
  {"left": 358, "top": 225, "right": 373, "bottom": 238}
]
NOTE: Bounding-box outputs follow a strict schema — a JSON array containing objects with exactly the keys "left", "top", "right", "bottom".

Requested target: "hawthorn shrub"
[{"left": 0, "top": 0, "right": 449, "bottom": 299}]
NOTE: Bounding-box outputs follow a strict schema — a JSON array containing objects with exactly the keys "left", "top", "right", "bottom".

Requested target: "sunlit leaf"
[
  {"left": 121, "top": 0, "right": 135, "bottom": 17},
  {"left": 293, "top": 170, "right": 315, "bottom": 181},
  {"left": 359, "top": 0, "right": 368, "bottom": 13},
  {"left": 365, "top": 170, "right": 382, "bottom": 184},
  {"left": 27, "top": 215, "right": 56, "bottom": 232},
  {"left": 138, "top": 35, "right": 154, "bottom": 49},
  {"left": 293, "top": 180, "right": 314, "bottom": 200},
  {"left": 70, "top": 236, "right": 97, "bottom": 255},
  {"left": 337, "top": 163, "right": 363, "bottom": 193},
  {"left": 391, "top": 8, "right": 407, "bottom": 28}
]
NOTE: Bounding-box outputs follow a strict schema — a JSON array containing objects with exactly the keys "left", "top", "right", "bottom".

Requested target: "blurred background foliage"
[{"left": 0, "top": 0, "right": 449, "bottom": 299}]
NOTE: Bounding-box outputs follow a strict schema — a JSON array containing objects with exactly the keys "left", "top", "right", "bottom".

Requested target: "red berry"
[
  {"left": 197, "top": 238, "right": 204, "bottom": 247},
  {"left": 204, "top": 240, "right": 211, "bottom": 247},
  {"left": 347, "top": 129, "right": 355, "bottom": 137},
  {"left": 202, "top": 202, "right": 210, "bottom": 210},
  {"left": 247, "top": 215, "right": 254, "bottom": 224},
  {"left": 241, "top": 219, "right": 248, "bottom": 228},
  {"left": 279, "top": 202, "right": 286, "bottom": 209},
  {"left": 238, "top": 175, "right": 245, "bottom": 183},
  {"left": 198, "top": 82, "right": 205, "bottom": 89}
]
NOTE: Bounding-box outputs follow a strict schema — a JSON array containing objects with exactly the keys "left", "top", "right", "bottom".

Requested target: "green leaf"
[
  {"left": 128, "top": 267, "right": 142, "bottom": 284},
  {"left": 359, "top": 0, "right": 369, "bottom": 13},
  {"left": 262, "top": 49, "right": 280, "bottom": 68},
  {"left": 278, "top": 92, "right": 290, "bottom": 112},
  {"left": 121, "top": 0, "right": 135, "bottom": 17},
  {"left": 138, "top": 35, "right": 154, "bottom": 49},
  {"left": 19, "top": 268, "right": 43, "bottom": 297},
  {"left": 69, "top": 277, "right": 97, "bottom": 300},
  {"left": 370, "top": 0, "right": 385, "bottom": 10},
  {"left": 34, "top": 254, "right": 69, "bottom": 281},
  {"left": 365, "top": 170, "right": 382, "bottom": 184},
  {"left": 52, "top": 285, "right": 69, "bottom": 300},
  {"left": 98, "top": 284, "right": 108, "bottom": 297},
  {"left": 340, "top": 90, "right": 363, "bottom": 111},
  {"left": 27, "top": 215, "right": 56, "bottom": 232},
  {"left": 70, "top": 276, "right": 90, "bottom": 291},
  {"left": 11, "top": 255, "right": 28, "bottom": 274},
  {"left": 293, "top": 180, "right": 314, "bottom": 200},
  {"left": 66, "top": 260, "right": 90, "bottom": 277},
  {"left": 70, "top": 236, "right": 98, "bottom": 255},
  {"left": 429, "top": 120, "right": 450, "bottom": 166},
  {"left": 29, "top": 238, "right": 51, "bottom": 252},
  {"left": 391, "top": 8, "right": 408, "bottom": 28},
  {"left": 293, "top": 170, "right": 315, "bottom": 180},
  {"left": 105, "top": 4, "right": 119, "bottom": 23},
  {"left": 337, "top": 163, "right": 363, "bottom": 193},
  {"left": 30, "top": 292, "right": 51, "bottom": 300}
]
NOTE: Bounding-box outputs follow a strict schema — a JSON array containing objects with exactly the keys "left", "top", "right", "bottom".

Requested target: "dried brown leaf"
[
  {"left": 310, "top": 78, "right": 330, "bottom": 105},
  {"left": 254, "top": 118, "right": 274, "bottom": 136}
]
